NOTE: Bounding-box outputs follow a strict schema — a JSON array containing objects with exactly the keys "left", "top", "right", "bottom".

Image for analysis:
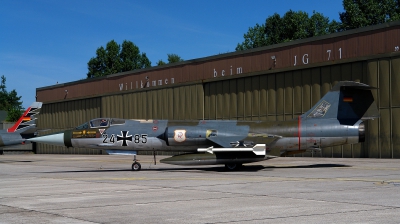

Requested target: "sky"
[{"left": 0, "top": 0, "right": 344, "bottom": 109}]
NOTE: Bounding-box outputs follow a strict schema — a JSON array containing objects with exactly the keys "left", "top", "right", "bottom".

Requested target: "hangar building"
[{"left": 35, "top": 21, "right": 400, "bottom": 158}]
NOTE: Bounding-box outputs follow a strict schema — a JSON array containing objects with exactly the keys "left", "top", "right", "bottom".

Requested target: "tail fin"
[
  {"left": 7, "top": 102, "right": 42, "bottom": 133},
  {"left": 301, "top": 81, "right": 379, "bottom": 125}
]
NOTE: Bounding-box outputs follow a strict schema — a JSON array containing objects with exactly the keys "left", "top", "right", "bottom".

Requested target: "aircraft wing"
[
  {"left": 206, "top": 132, "right": 282, "bottom": 148},
  {"left": 246, "top": 133, "right": 282, "bottom": 145},
  {"left": 204, "top": 133, "right": 282, "bottom": 156}
]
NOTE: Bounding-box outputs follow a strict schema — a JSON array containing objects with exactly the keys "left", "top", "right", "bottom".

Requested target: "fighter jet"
[
  {"left": 0, "top": 102, "right": 42, "bottom": 148},
  {"left": 30, "top": 82, "right": 378, "bottom": 171}
]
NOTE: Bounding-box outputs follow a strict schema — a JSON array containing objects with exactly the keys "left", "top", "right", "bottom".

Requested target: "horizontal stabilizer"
[{"left": 198, "top": 144, "right": 266, "bottom": 156}]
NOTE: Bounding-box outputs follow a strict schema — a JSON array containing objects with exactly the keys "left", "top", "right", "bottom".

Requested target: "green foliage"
[
  {"left": 167, "top": 54, "right": 184, "bottom": 64},
  {"left": 156, "top": 54, "right": 184, "bottom": 66},
  {"left": 87, "top": 40, "right": 151, "bottom": 78},
  {"left": 339, "top": 0, "right": 400, "bottom": 30},
  {"left": 328, "top": 20, "right": 342, "bottom": 33},
  {"left": 0, "top": 76, "right": 7, "bottom": 110},
  {"left": 308, "top": 11, "right": 332, "bottom": 36},
  {"left": 156, "top": 60, "right": 167, "bottom": 66},
  {"left": 6, "top": 107, "right": 23, "bottom": 122},
  {"left": 0, "top": 75, "right": 23, "bottom": 122},
  {"left": 236, "top": 10, "right": 337, "bottom": 51},
  {"left": 235, "top": 23, "right": 267, "bottom": 51}
]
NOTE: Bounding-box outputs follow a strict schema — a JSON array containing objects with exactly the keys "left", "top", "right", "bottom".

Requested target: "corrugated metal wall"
[
  {"left": 36, "top": 56, "right": 400, "bottom": 158},
  {"left": 203, "top": 56, "right": 399, "bottom": 158},
  {"left": 99, "top": 84, "right": 204, "bottom": 120},
  {"left": 36, "top": 98, "right": 102, "bottom": 154}
]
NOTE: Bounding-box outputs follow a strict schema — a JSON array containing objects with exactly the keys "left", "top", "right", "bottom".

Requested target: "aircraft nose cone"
[{"left": 30, "top": 133, "right": 65, "bottom": 146}]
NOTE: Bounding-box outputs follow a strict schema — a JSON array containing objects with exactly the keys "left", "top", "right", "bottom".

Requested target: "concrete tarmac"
[{"left": 1, "top": 154, "right": 400, "bottom": 223}]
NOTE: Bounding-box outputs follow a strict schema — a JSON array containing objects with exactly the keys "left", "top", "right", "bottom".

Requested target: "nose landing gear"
[{"left": 131, "top": 154, "right": 141, "bottom": 171}]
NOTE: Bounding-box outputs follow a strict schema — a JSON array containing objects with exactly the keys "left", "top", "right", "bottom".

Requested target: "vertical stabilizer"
[
  {"left": 301, "top": 82, "right": 378, "bottom": 125},
  {"left": 7, "top": 102, "right": 42, "bottom": 133}
]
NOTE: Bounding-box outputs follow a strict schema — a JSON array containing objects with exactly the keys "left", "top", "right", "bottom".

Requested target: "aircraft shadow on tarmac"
[{"left": 36, "top": 163, "right": 351, "bottom": 173}]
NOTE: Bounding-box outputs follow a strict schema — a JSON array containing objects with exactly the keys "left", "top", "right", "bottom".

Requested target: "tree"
[
  {"left": 120, "top": 41, "right": 151, "bottom": 71},
  {"left": 308, "top": 11, "right": 332, "bottom": 36},
  {"left": 236, "top": 10, "right": 338, "bottom": 51},
  {"left": 279, "top": 10, "right": 310, "bottom": 42},
  {"left": 6, "top": 107, "right": 23, "bottom": 122},
  {"left": 235, "top": 23, "right": 268, "bottom": 51},
  {"left": 0, "top": 75, "right": 7, "bottom": 110},
  {"left": 264, "top": 14, "right": 283, "bottom": 46},
  {"left": 167, "top": 54, "right": 184, "bottom": 64},
  {"left": 339, "top": 0, "right": 400, "bottom": 31},
  {"left": 156, "top": 60, "right": 167, "bottom": 66},
  {"left": 156, "top": 54, "right": 184, "bottom": 66},
  {"left": 0, "top": 75, "right": 23, "bottom": 122},
  {"left": 87, "top": 40, "right": 151, "bottom": 78}
]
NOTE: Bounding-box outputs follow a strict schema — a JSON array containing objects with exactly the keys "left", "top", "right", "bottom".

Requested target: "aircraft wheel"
[
  {"left": 132, "top": 162, "right": 141, "bottom": 171},
  {"left": 225, "top": 163, "right": 241, "bottom": 171}
]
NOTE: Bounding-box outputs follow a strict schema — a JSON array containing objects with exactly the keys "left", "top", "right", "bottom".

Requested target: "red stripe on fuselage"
[{"left": 298, "top": 116, "right": 301, "bottom": 150}]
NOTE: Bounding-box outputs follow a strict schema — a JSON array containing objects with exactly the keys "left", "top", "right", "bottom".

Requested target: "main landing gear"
[{"left": 132, "top": 154, "right": 141, "bottom": 171}]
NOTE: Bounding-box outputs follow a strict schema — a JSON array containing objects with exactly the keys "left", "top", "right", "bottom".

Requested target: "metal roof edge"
[
  {"left": 36, "top": 20, "right": 400, "bottom": 92},
  {"left": 39, "top": 52, "right": 400, "bottom": 105}
]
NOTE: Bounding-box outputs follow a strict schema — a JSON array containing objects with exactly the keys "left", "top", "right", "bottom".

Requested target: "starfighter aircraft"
[
  {"left": 30, "top": 82, "right": 378, "bottom": 171},
  {"left": 0, "top": 102, "right": 42, "bottom": 148}
]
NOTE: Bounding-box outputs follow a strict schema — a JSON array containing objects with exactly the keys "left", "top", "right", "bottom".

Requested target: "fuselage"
[
  {"left": 45, "top": 117, "right": 364, "bottom": 155},
  {"left": 27, "top": 82, "right": 377, "bottom": 170}
]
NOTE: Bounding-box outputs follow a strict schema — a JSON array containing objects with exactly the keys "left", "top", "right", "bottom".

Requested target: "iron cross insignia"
[{"left": 117, "top": 131, "right": 133, "bottom": 146}]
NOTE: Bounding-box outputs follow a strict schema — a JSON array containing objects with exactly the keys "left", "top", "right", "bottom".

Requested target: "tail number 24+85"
[{"left": 102, "top": 134, "right": 148, "bottom": 144}]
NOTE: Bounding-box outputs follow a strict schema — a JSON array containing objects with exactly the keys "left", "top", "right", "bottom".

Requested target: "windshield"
[
  {"left": 90, "top": 118, "right": 110, "bottom": 128},
  {"left": 75, "top": 122, "right": 89, "bottom": 130}
]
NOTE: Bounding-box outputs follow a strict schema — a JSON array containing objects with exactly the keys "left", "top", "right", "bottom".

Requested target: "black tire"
[
  {"left": 225, "top": 163, "right": 239, "bottom": 171},
  {"left": 132, "top": 162, "right": 141, "bottom": 171}
]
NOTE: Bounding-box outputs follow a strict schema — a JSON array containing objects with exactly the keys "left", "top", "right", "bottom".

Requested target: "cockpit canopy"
[
  {"left": 90, "top": 118, "right": 110, "bottom": 127},
  {"left": 75, "top": 118, "right": 126, "bottom": 130}
]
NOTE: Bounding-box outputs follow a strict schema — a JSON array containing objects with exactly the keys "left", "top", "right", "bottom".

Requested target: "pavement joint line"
[
  {"left": 40, "top": 202, "right": 143, "bottom": 211},
  {"left": 210, "top": 207, "right": 399, "bottom": 224},
  {"left": 3, "top": 171, "right": 398, "bottom": 200},
  {"left": 40, "top": 175, "right": 400, "bottom": 184},
  {"left": 0, "top": 187, "right": 168, "bottom": 200},
  {"left": 182, "top": 184, "right": 384, "bottom": 197},
  {"left": 0, "top": 180, "right": 387, "bottom": 203},
  {"left": 134, "top": 195, "right": 249, "bottom": 205},
  {"left": 0, "top": 181, "right": 95, "bottom": 190},
  {"left": 254, "top": 194, "right": 400, "bottom": 210},
  {"left": 39, "top": 195, "right": 250, "bottom": 211},
  {"left": 160, "top": 184, "right": 400, "bottom": 210},
  {"left": 0, "top": 203, "right": 99, "bottom": 224},
  {"left": 10, "top": 175, "right": 392, "bottom": 200}
]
